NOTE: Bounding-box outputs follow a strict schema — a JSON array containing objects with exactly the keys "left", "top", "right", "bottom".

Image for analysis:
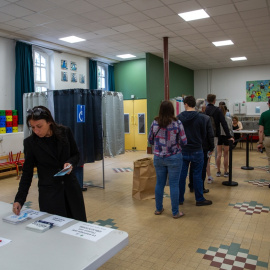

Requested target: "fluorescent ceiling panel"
[
  {"left": 230, "top": 56, "right": 247, "bottom": 61},
  {"left": 59, "top": 36, "right": 85, "bottom": 43},
  {"left": 178, "top": 9, "right": 210, "bottom": 22},
  {"left": 212, "top": 40, "right": 234, "bottom": 46},
  {"left": 116, "top": 54, "right": 136, "bottom": 59}
]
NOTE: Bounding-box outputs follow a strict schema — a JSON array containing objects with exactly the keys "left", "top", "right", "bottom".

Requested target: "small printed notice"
[
  {"left": 21, "top": 209, "right": 47, "bottom": 219},
  {"left": 61, "top": 222, "right": 114, "bottom": 242},
  {"left": 0, "top": 237, "right": 12, "bottom": 247},
  {"left": 41, "top": 215, "right": 73, "bottom": 227}
]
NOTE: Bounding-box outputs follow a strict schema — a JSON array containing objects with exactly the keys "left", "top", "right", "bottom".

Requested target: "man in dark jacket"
[
  {"left": 177, "top": 96, "right": 212, "bottom": 206},
  {"left": 205, "top": 94, "right": 233, "bottom": 139},
  {"left": 189, "top": 99, "right": 215, "bottom": 193}
]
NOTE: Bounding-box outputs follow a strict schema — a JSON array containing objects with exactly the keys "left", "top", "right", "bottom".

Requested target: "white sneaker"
[
  {"left": 216, "top": 171, "right": 221, "bottom": 177},
  {"left": 207, "top": 176, "right": 213, "bottom": 184}
]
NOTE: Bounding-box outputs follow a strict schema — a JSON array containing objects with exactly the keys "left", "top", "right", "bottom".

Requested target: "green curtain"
[
  {"left": 108, "top": 65, "right": 115, "bottom": 91},
  {"left": 15, "top": 41, "right": 35, "bottom": 124},
  {"left": 89, "top": 59, "right": 97, "bottom": 89}
]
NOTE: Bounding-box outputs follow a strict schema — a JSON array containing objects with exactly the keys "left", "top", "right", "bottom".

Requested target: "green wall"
[
  {"left": 114, "top": 59, "right": 146, "bottom": 100},
  {"left": 146, "top": 53, "right": 194, "bottom": 134}
]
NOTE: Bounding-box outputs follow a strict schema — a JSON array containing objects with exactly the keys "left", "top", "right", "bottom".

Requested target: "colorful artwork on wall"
[
  {"left": 61, "top": 60, "right": 68, "bottom": 70},
  {"left": 246, "top": 80, "right": 270, "bottom": 102},
  {"left": 79, "top": 74, "right": 85, "bottom": 84},
  {"left": 71, "top": 73, "right": 77, "bottom": 83},
  {"left": 61, "top": 72, "right": 68, "bottom": 82},
  {"left": 70, "top": 61, "right": 77, "bottom": 71}
]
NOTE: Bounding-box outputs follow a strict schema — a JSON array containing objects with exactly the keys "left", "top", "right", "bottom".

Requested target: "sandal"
[
  {"left": 173, "top": 212, "right": 185, "bottom": 219},
  {"left": 154, "top": 208, "right": 164, "bottom": 215}
]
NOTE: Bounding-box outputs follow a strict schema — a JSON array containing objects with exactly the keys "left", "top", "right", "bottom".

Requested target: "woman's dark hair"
[
  {"left": 154, "top": 101, "right": 177, "bottom": 128},
  {"left": 219, "top": 105, "right": 226, "bottom": 116},
  {"left": 27, "top": 106, "right": 65, "bottom": 140}
]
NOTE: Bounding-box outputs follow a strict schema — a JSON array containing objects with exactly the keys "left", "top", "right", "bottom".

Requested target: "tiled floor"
[{"left": 0, "top": 146, "right": 270, "bottom": 270}]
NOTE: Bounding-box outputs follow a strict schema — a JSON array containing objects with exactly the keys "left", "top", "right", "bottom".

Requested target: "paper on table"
[
  {"left": 54, "top": 164, "right": 71, "bottom": 177},
  {"left": 61, "top": 222, "right": 114, "bottom": 242},
  {"left": 41, "top": 215, "right": 73, "bottom": 227},
  {"left": 0, "top": 237, "right": 12, "bottom": 247},
  {"left": 21, "top": 209, "right": 47, "bottom": 219}
]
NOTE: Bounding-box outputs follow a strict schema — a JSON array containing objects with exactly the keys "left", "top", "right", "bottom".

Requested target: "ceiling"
[{"left": 0, "top": 0, "right": 270, "bottom": 70}]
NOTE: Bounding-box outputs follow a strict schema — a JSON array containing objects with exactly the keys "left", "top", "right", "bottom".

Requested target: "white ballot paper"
[
  {"left": 61, "top": 222, "right": 114, "bottom": 242},
  {"left": 41, "top": 215, "right": 73, "bottom": 227},
  {"left": 0, "top": 237, "right": 12, "bottom": 247},
  {"left": 21, "top": 209, "right": 47, "bottom": 219}
]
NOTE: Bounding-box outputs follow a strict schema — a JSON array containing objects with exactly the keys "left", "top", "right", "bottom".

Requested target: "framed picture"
[
  {"left": 71, "top": 73, "right": 77, "bottom": 83},
  {"left": 61, "top": 60, "right": 68, "bottom": 70},
  {"left": 79, "top": 74, "right": 85, "bottom": 84},
  {"left": 70, "top": 61, "right": 77, "bottom": 71},
  {"left": 61, "top": 72, "right": 68, "bottom": 82}
]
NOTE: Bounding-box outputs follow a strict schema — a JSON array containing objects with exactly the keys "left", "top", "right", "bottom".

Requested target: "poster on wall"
[
  {"left": 70, "top": 61, "right": 77, "bottom": 71},
  {"left": 61, "top": 60, "right": 68, "bottom": 70},
  {"left": 246, "top": 80, "right": 270, "bottom": 102},
  {"left": 71, "top": 73, "right": 77, "bottom": 83},
  {"left": 61, "top": 72, "right": 68, "bottom": 82},
  {"left": 79, "top": 74, "right": 85, "bottom": 84}
]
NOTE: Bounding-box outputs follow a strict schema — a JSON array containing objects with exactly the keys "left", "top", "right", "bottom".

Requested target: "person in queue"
[
  {"left": 148, "top": 100, "right": 187, "bottom": 219},
  {"left": 12, "top": 106, "right": 87, "bottom": 221},
  {"left": 216, "top": 105, "right": 233, "bottom": 177},
  {"left": 177, "top": 96, "right": 212, "bottom": 206},
  {"left": 188, "top": 99, "right": 214, "bottom": 194}
]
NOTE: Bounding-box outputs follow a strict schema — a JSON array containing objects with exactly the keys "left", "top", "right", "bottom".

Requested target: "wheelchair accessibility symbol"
[{"left": 77, "top": 105, "right": 85, "bottom": 123}]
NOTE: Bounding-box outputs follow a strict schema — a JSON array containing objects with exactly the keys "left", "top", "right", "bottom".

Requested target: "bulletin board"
[{"left": 246, "top": 80, "right": 270, "bottom": 102}]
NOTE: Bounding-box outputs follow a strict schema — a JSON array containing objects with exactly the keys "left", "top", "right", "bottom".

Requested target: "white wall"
[
  {"left": 194, "top": 65, "right": 270, "bottom": 116},
  {"left": 52, "top": 52, "right": 88, "bottom": 90},
  {"left": 0, "top": 37, "right": 15, "bottom": 109}
]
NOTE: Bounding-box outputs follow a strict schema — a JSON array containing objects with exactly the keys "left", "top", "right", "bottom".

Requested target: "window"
[
  {"left": 33, "top": 50, "right": 49, "bottom": 92},
  {"left": 97, "top": 63, "right": 107, "bottom": 90}
]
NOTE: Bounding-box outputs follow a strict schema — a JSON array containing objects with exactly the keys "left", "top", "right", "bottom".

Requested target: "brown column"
[{"left": 163, "top": 37, "right": 169, "bottom": 100}]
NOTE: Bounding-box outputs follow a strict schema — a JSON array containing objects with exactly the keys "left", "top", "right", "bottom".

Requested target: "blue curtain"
[
  {"left": 108, "top": 65, "right": 115, "bottom": 91},
  {"left": 52, "top": 89, "right": 103, "bottom": 165},
  {"left": 89, "top": 59, "right": 97, "bottom": 89},
  {"left": 15, "top": 41, "right": 35, "bottom": 125}
]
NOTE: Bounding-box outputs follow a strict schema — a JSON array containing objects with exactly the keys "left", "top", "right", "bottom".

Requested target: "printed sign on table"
[
  {"left": 41, "top": 215, "right": 73, "bottom": 227},
  {"left": 61, "top": 222, "right": 114, "bottom": 242}
]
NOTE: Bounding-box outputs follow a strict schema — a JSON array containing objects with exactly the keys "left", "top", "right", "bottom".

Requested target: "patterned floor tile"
[
  {"left": 87, "top": 218, "right": 118, "bottom": 229},
  {"left": 246, "top": 179, "right": 270, "bottom": 187},
  {"left": 197, "top": 242, "right": 268, "bottom": 269},
  {"left": 112, "top": 167, "right": 133, "bottom": 173},
  {"left": 229, "top": 201, "right": 269, "bottom": 215}
]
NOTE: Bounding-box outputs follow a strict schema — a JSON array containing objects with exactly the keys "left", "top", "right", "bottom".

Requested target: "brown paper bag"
[{"left": 132, "top": 157, "right": 156, "bottom": 200}]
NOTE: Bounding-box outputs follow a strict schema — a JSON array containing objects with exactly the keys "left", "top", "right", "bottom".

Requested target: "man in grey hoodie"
[{"left": 177, "top": 96, "right": 212, "bottom": 206}]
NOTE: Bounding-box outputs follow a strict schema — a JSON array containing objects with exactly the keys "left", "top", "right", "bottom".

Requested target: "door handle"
[
  {"left": 134, "top": 115, "right": 137, "bottom": 125},
  {"left": 131, "top": 115, "right": 134, "bottom": 125}
]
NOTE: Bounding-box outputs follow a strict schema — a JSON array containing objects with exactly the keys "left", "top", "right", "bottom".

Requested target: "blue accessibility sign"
[{"left": 77, "top": 105, "right": 85, "bottom": 123}]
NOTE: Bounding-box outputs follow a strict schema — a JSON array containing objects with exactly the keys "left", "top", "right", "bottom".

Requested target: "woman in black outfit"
[{"left": 12, "top": 106, "right": 87, "bottom": 222}]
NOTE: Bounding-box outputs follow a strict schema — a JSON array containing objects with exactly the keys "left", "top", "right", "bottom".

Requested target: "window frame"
[
  {"left": 33, "top": 49, "right": 49, "bottom": 93},
  {"left": 97, "top": 62, "right": 108, "bottom": 90}
]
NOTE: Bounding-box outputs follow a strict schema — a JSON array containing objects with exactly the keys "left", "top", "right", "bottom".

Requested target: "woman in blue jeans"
[{"left": 148, "top": 101, "right": 187, "bottom": 219}]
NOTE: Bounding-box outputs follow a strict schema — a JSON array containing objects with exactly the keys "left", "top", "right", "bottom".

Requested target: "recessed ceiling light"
[
  {"left": 59, "top": 36, "right": 85, "bottom": 43},
  {"left": 230, "top": 56, "right": 247, "bottom": 61},
  {"left": 116, "top": 54, "right": 136, "bottom": 59},
  {"left": 178, "top": 9, "right": 210, "bottom": 22},
  {"left": 212, "top": 40, "right": 234, "bottom": 47}
]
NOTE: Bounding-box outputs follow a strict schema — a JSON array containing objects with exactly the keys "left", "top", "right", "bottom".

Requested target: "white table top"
[
  {"left": 233, "top": 130, "right": 258, "bottom": 134},
  {"left": 0, "top": 201, "right": 128, "bottom": 270}
]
